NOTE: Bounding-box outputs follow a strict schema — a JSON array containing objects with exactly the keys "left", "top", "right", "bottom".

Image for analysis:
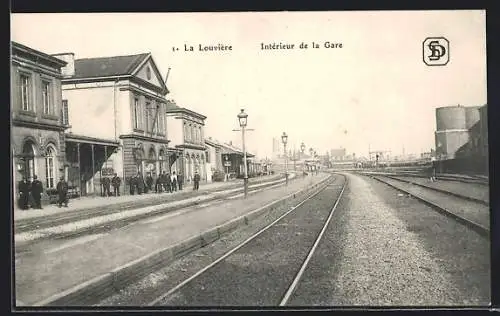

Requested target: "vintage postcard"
[{"left": 10, "top": 10, "right": 489, "bottom": 309}]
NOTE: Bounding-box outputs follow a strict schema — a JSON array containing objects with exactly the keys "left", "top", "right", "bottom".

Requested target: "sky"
[{"left": 11, "top": 11, "right": 487, "bottom": 159}]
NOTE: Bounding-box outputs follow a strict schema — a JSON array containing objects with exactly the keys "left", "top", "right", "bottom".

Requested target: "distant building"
[
  {"left": 330, "top": 148, "right": 346, "bottom": 161},
  {"left": 204, "top": 137, "right": 224, "bottom": 182},
  {"left": 220, "top": 141, "right": 261, "bottom": 178},
  {"left": 165, "top": 100, "right": 208, "bottom": 183}
]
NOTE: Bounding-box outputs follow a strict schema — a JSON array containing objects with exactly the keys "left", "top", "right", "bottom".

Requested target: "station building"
[
  {"left": 205, "top": 137, "right": 224, "bottom": 182},
  {"left": 220, "top": 141, "right": 259, "bottom": 178},
  {"left": 11, "top": 42, "right": 68, "bottom": 206},
  {"left": 55, "top": 51, "right": 179, "bottom": 196},
  {"left": 165, "top": 100, "right": 208, "bottom": 183}
]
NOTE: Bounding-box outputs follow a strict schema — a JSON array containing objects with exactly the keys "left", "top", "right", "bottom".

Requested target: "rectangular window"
[
  {"left": 134, "top": 97, "right": 140, "bottom": 129},
  {"left": 42, "top": 80, "right": 52, "bottom": 114},
  {"left": 160, "top": 107, "right": 165, "bottom": 135},
  {"left": 154, "top": 103, "right": 161, "bottom": 135},
  {"left": 20, "top": 74, "right": 32, "bottom": 111},
  {"left": 62, "top": 100, "right": 69, "bottom": 125},
  {"left": 145, "top": 100, "right": 151, "bottom": 133},
  {"left": 45, "top": 156, "right": 55, "bottom": 188}
]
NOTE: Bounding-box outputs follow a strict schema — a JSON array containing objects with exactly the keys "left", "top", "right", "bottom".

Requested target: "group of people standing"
[
  {"left": 153, "top": 171, "right": 183, "bottom": 193},
  {"left": 17, "top": 169, "right": 204, "bottom": 211},
  {"left": 128, "top": 170, "right": 202, "bottom": 195},
  {"left": 17, "top": 175, "right": 70, "bottom": 210},
  {"left": 101, "top": 173, "right": 122, "bottom": 197},
  {"left": 128, "top": 171, "right": 187, "bottom": 195}
]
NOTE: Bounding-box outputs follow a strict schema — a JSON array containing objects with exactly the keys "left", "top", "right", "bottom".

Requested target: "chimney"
[
  {"left": 229, "top": 141, "right": 233, "bottom": 145},
  {"left": 51, "top": 53, "right": 75, "bottom": 77}
]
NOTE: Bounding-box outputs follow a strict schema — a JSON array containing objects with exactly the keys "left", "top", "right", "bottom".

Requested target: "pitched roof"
[
  {"left": 11, "top": 41, "right": 67, "bottom": 68},
  {"left": 72, "top": 53, "right": 150, "bottom": 79},
  {"left": 165, "top": 100, "right": 182, "bottom": 111},
  {"left": 220, "top": 142, "right": 255, "bottom": 158},
  {"left": 165, "top": 100, "right": 207, "bottom": 120},
  {"left": 205, "top": 137, "right": 223, "bottom": 148}
]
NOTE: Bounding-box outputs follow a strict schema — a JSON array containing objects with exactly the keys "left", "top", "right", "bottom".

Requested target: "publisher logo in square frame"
[{"left": 423, "top": 37, "right": 450, "bottom": 66}]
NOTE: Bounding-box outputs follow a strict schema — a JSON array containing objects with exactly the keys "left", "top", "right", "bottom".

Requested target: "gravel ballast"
[{"left": 288, "top": 173, "right": 489, "bottom": 306}]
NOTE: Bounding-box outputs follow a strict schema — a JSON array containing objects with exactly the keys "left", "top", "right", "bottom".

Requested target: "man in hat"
[
  {"left": 111, "top": 173, "right": 121, "bottom": 196},
  {"left": 137, "top": 172, "right": 145, "bottom": 195},
  {"left": 193, "top": 171, "right": 200, "bottom": 191},
  {"left": 164, "top": 171, "right": 171, "bottom": 193},
  {"left": 56, "top": 176, "right": 69, "bottom": 207},
  {"left": 146, "top": 173, "right": 154, "bottom": 193},
  {"left": 177, "top": 172, "right": 184, "bottom": 191},
  {"left": 102, "top": 176, "right": 111, "bottom": 197},
  {"left": 31, "top": 175, "right": 44, "bottom": 209},
  {"left": 18, "top": 176, "right": 31, "bottom": 210}
]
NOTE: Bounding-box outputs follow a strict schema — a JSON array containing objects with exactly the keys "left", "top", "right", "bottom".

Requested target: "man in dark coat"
[
  {"left": 155, "top": 173, "right": 163, "bottom": 193},
  {"left": 163, "top": 172, "right": 171, "bottom": 193},
  {"left": 102, "top": 177, "right": 111, "bottom": 197},
  {"left": 56, "top": 176, "right": 69, "bottom": 207},
  {"left": 146, "top": 173, "right": 154, "bottom": 193},
  {"left": 177, "top": 172, "right": 184, "bottom": 190},
  {"left": 129, "top": 175, "right": 136, "bottom": 195},
  {"left": 193, "top": 171, "right": 200, "bottom": 191},
  {"left": 18, "top": 176, "right": 31, "bottom": 210},
  {"left": 111, "top": 173, "right": 121, "bottom": 196},
  {"left": 31, "top": 175, "right": 44, "bottom": 209},
  {"left": 137, "top": 172, "right": 145, "bottom": 194}
]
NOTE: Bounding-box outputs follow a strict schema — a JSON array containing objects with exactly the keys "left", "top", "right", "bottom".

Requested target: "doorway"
[{"left": 22, "top": 141, "right": 36, "bottom": 181}]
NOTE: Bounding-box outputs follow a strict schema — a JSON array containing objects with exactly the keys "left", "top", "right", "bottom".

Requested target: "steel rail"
[
  {"left": 384, "top": 175, "right": 488, "bottom": 206},
  {"left": 147, "top": 175, "right": 340, "bottom": 306},
  {"left": 371, "top": 175, "right": 489, "bottom": 238},
  {"left": 279, "top": 176, "right": 347, "bottom": 306}
]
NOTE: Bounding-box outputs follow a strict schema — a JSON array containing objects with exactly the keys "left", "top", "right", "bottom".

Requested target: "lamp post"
[
  {"left": 314, "top": 150, "right": 318, "bottom": 174},
  {"left": 281, "top": 132, "right": 288, "bottom": 185},
  {"left": 224, "top": 155, "right": 229, "bottom": 181},
  {"left": 237, "top": 109, "right": 249, "bottom": 198},
  {"left": 293, "top": 146, "right": 296, "bottom": 172},
  {"left": 300, "top": 142, "right": 306, "bottom": 175}
]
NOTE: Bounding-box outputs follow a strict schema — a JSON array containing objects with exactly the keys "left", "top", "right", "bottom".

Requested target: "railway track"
[
  {"left": 383, "top": 175, "right": 489, "bottom": 206},
  {"left": 15, "top": 176, "right": 299, "bottom": 249},
  {"left": 370, "top": 175, "right": 489, "bottom": 238},
  {"left": 357, "top": 170, "right": 488, "bottom": 186},
  {"left": 15, "top": 175, "right": 290, "bottom": 234},
  {"left": 144, "top": 174, "right": 347, "bottom": 306}
]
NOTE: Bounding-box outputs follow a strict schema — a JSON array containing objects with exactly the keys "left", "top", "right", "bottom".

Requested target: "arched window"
[
  {"left": 45, "top": 145, "right": 57, "bottom": 188},
  {"left": 148, "top": 147, "right": 156, "bottom": 160},
  {"left": 159, "top": 149, "right": 165, "bottom": 174},
  {"left": 22, "top": 140, "right": 36, "bottom": 182}
]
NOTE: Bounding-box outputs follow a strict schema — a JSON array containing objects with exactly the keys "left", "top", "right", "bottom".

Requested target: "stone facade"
[
  {"left": 56, "top": 52, "right": 180, "bottom": 195},
  {"left": 11, "top": 41, "right": 67, "bottom": 208},
  {"left": 165, "top": 102, "right": 208, "bottom": 183}
]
